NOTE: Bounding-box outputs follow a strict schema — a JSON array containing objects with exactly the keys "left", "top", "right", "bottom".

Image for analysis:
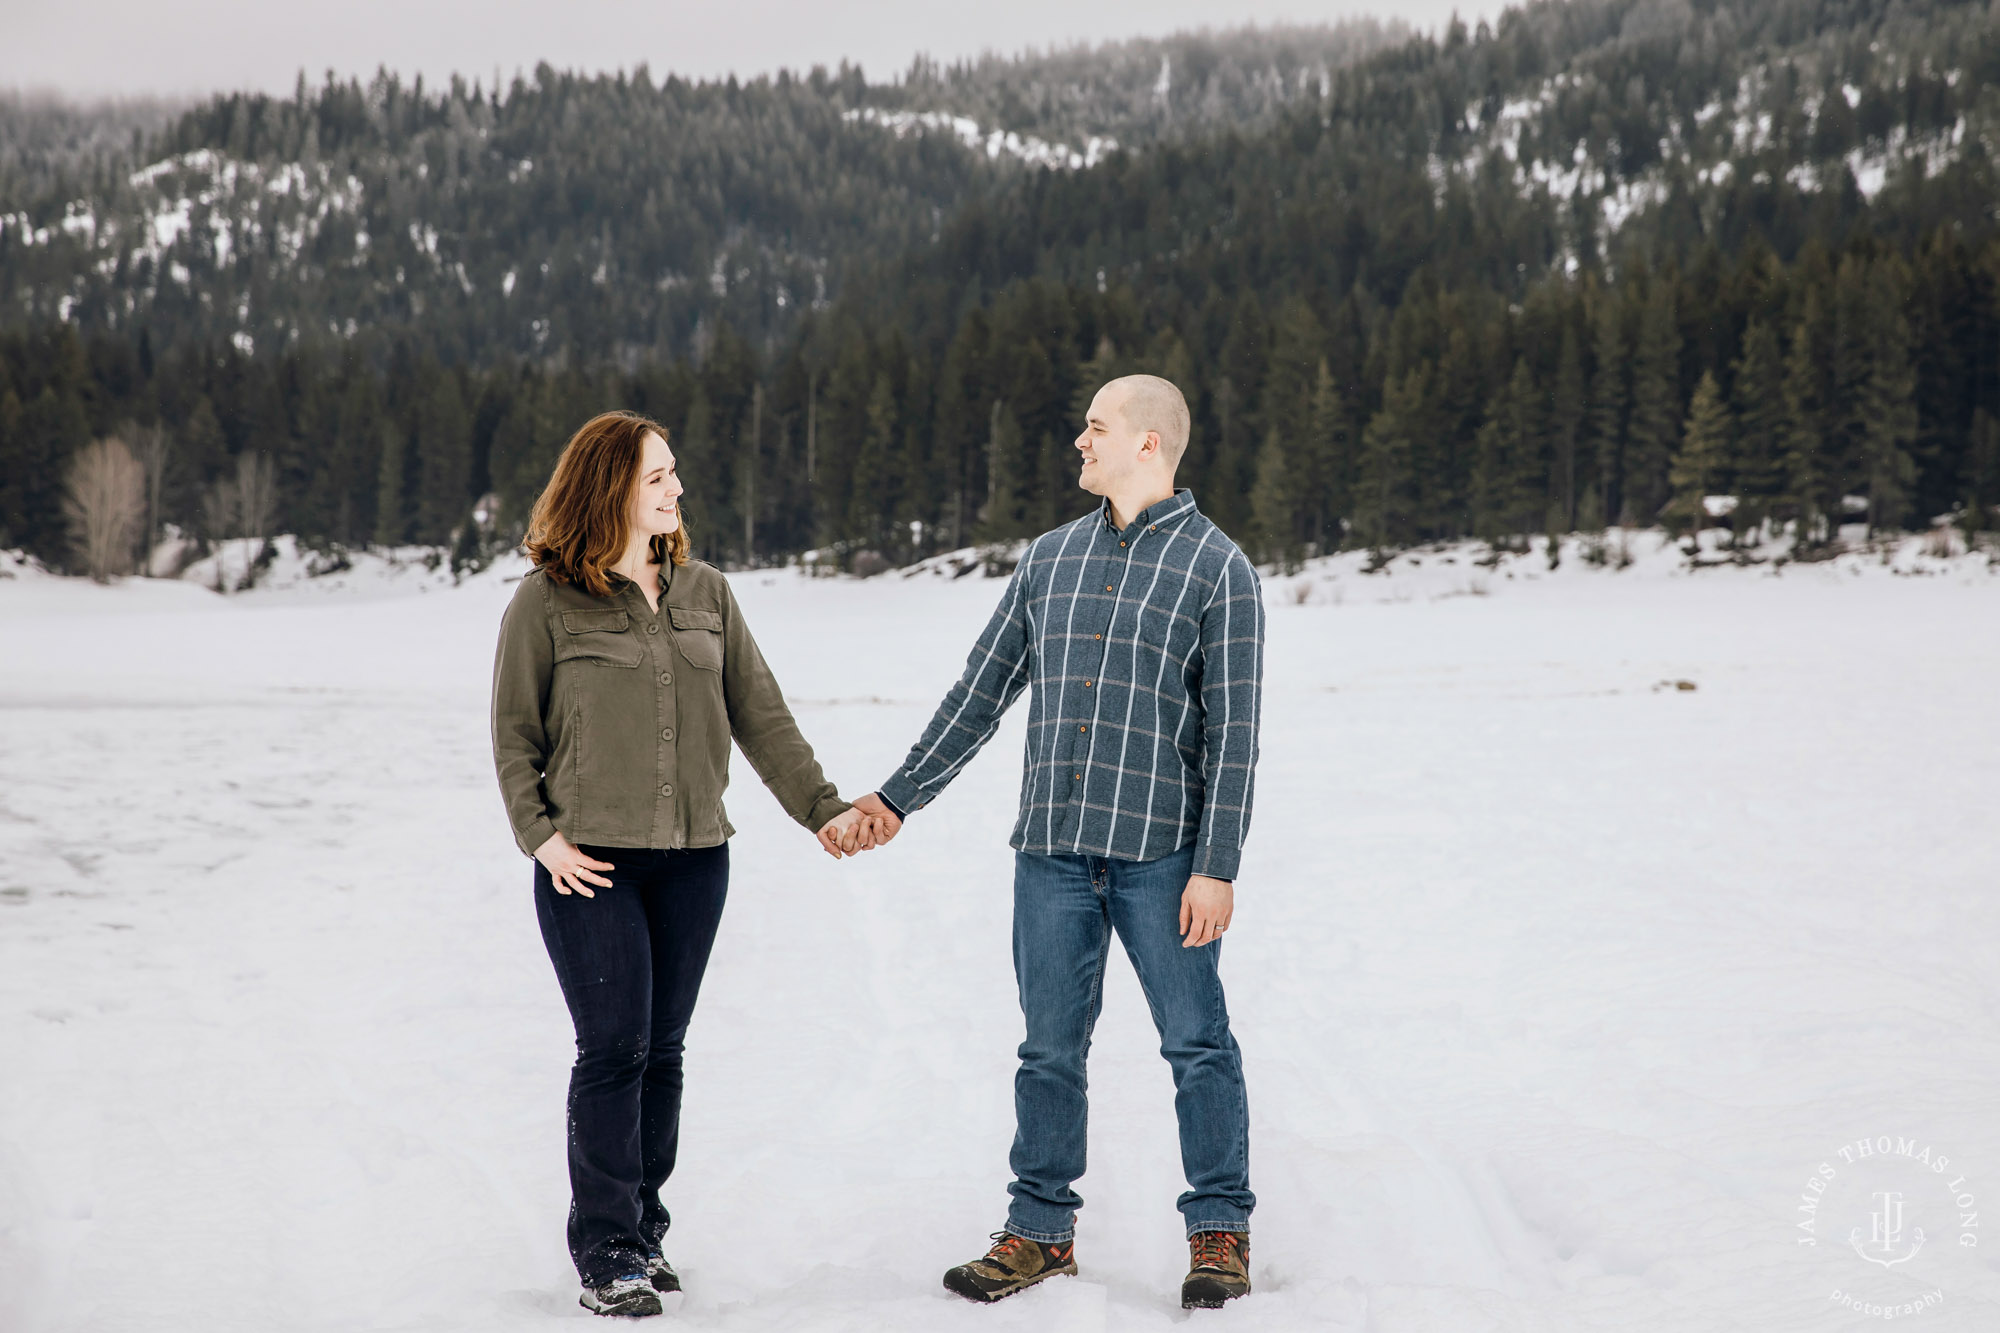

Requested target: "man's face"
[{"left": 1074, "top": 384, "right": 1153, "bottom": 496}]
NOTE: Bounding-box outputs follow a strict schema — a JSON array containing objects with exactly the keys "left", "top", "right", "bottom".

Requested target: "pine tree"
[
  {"left": 975, "top": 402, "right": 1027, "bottom": 541},
  {"left": 1304, "top": 359, "right": 1349, "bottom": 552},
  {"left": 1250, "top": 426, "right": 1301, "bottom": 572},
  {"left": 180, "top": 395, "right": 228, "bottom": 490},
  {"left": 1264, "top": 296, "right": 1325, "bottom": 453},
  {"left": 0, "top": 386, "right": 25, "bottom": 552},
  {"left": 1782, "top": 289, "right": 1833, "bottom": 546},
  {"left": 1666, "top": 371, "right": 1730, "bottom": 540},
  {"left": 1471, "top": 358, "right": 1544, "bottom": 543},
  {"left": 1071, "top": 336, "right": 1125, "bottom": 425},
  {"left": 1354, "top": 369, "right": 1419, "bottom": 551},
  {"left": 373, "top": 423, "right": 409, "bottom": 548},
  {"left": 1623, "top": 281, "right": 1682, "bottom": 524},
  {"left": 1471, "top": 412, "right": 1508, "bottom": 543},
  {"left": 414, "top": 370, "right": 471, "bottom": 545},
  {"left": 16, "top": 384, "right": 92, "bottom": 564},
  {"left": 1729, "top": 318, "right": 1786, "bottom": 540},
  {"left": 1429, "top": 324, "right": 1482, "bottom": 536},
  {"left": 681, "top": 384, "right": 716, "bottom": 546},
  {"left": 847, "top": 372, "right": 896, "bottom": 547},
  {"left": 1961, "top": 410, "right": 1999, "bottom": 537},
  {"left": 741, "top": 383, "right": 763, "bottom": 561},
  {"left": 1582, "top": 288, "right": 1627, "bottom": 531},
  {"left": 1829, "top": 254, "right": 1874, "bottom": 507},
  {"left": 1550, "top": 326, "right": 1585, "bottom": 531},
  {"left": 1858, "top": 262, "right": 1919, "bottom": 534}
]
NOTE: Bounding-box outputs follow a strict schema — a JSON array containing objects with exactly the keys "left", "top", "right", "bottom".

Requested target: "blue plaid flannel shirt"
[{"left": 879, "top": 488, "right": 1265, "bottom": 880}]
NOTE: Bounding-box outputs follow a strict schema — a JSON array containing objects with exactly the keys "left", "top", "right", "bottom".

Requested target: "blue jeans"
[
  {"left": 1005, "top": 845, "right": 1253, "bottom": 1242},
  {"left": 534, "top": 842, "right": 729, "bottom": 1287}
]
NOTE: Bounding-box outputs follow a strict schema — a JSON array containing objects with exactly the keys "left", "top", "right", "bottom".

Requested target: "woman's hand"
[
  {"left": 817, "top": 807, "right": 897, "bottom": 859},
  {"left": 817, "top": 808, "right": 868, "bottom": 859},
  {"left": 535, "top": 832, "right": 616, "bottom": 897}
]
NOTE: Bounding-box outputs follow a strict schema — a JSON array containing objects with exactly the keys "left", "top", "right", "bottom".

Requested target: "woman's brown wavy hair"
[{"left": 524, "top": 410, "right": 690, "bottom": 597}]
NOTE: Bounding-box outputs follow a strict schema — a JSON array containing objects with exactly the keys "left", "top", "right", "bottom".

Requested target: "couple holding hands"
[{"left": 490, "top": 375, "right": 1266, "bottom": 1317}]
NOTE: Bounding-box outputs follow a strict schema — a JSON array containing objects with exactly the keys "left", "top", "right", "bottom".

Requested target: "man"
[{"left": 850, "top": 374, "right": 1265, "bottom": 1309}]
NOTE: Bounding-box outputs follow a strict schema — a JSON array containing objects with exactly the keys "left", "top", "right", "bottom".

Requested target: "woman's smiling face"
[{"left": 629, "top": 430, "right": 683, "bottom": 536}]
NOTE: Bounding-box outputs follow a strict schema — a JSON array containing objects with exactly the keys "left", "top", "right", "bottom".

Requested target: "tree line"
[{"left": 7, "top": 220, "right": 1996, "bottom": 580}]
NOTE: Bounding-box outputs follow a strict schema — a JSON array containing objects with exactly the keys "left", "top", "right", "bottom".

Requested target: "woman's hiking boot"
[{"left": 579, "top": 1273, "right": 662, "bottom": 1317}]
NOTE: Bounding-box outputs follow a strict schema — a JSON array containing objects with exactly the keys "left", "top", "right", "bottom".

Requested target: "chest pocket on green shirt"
[
  {"left": 556, "top": 608, "right": 644, "bottom": 668},
  {"left": 668, "top": 605, "right": 725, "bottom": 671}
]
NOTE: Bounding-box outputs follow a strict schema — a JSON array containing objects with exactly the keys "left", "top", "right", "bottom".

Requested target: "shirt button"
[
  {"left": 1083, "top": 680, "right": 1093, "bottom": 688},
  {"left": 660, "top": 783, "right": 674, "bottom": 797},
  {"left": 1073, "top": 774, "right": 1082, "bottom": 780},
  {"left": 1094, "top": 633, "right": 1101, "bottom": 640},
  {"left": 658, "top": 671, "right": 673, "bottom": 685},
  {"left": 1078, "top": 725, "right": 1087, "bottom": 733},
  {"left": 661, "top": 727, "right": 675, "bottom": 741},
  {"left": 646, "top": 623, "right": 658, "bottom": 633},
  {"left": 1105, "top": 584, "right": 1113, "bottom": 591}
]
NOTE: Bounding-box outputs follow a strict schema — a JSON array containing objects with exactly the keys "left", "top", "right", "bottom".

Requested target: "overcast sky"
[{"left": 4, "top": 0, "right": 1504, "bottom": 102}]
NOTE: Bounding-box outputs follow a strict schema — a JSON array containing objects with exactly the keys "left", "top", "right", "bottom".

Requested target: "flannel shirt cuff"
[
  {"left": 877, "top": 772, "right": 924, "bottom": 819},
  {"left": 1192, "top": 840, "right": 1239, "bottom": 881}
]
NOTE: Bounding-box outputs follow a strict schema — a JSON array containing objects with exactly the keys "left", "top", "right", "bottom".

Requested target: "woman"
[{"left": 491, "top": 410, "right": 877, "bottom": 1317}]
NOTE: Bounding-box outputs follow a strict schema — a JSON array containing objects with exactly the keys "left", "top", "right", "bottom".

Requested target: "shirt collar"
[
  {"left": 1098, "top": 487, "right": 1198, "bottom": 535},
  {"left": 604, "top": 558, "right": 671, "bottom": 597}
]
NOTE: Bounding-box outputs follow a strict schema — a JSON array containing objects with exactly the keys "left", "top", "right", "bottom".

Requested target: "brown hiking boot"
[
  {"left": 1181, "top": 1230, "right": 1250, "bottom": 1308},
  {"left": 942, "top": 1231, "right": 1078, "bottom": 1303}
]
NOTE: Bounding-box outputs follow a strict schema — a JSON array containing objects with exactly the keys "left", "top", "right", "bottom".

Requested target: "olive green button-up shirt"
[{"left": 490, "top": 558, "right": 851, "bottom": 857}]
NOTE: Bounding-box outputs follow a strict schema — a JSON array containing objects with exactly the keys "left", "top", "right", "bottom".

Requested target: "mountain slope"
[{"left": 0, "top": 24, "right": 1401, "bottom": 365}]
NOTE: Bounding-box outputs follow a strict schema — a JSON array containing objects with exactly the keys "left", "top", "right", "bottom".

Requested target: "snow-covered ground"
[{"left": 3, "top": 532, "right": 1999, "bottom": 1332}]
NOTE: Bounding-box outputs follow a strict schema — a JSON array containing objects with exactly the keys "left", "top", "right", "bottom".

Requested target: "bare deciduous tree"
[
  {"left": 201, "top": 452, "right": 278, "bottom": 592},
  {"left": 235, "top": 451, "right": 276, "bottom": 549},
  {"left": 63, "top": 437, "right": 146, "bottom": 582},
  {"left": 201, "top": 476, "right": 239, "bottom": 593}
]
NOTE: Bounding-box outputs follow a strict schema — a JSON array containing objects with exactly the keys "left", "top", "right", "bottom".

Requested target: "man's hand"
[
  {"left": 1179, "top": 875, "right": 1234, "bottom": 947},
  {"left": 840, "top": 792, "right": 904, "bottom": 854},
  {"left": 534, "top": 832, "right": 615, "bottom": 898}
]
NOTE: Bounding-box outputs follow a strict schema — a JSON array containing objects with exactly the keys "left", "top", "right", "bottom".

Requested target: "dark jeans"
[
  {"left": 1005, "top": 845, "right": 1254, "bottom": 1242},
  {"left": 533, "top": 841, "right": 729, "bottom": 1286}
]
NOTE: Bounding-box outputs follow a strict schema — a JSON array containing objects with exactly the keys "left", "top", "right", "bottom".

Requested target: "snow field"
[{"left": 2, "top": 535, "right": 1998, "bottom": 1331}]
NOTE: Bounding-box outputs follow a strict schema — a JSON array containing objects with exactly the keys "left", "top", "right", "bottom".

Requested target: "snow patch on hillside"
[
  {"left": 3, "top": 149, "right": 370, "bottom": 329},
  {"left": 1430, "top": 59, "right": 1973, "bottom": 249},
  {"left": 845, "top": 108, "right": 1117, "bottom": 170}
]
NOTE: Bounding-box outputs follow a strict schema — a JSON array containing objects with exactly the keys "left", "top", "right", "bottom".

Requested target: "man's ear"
[{"left": 1141, "top": 430, "right": 1161, "bottom": 459}]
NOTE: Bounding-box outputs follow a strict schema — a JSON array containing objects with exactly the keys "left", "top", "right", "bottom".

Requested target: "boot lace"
[
  {"left": 1191, "top": 1231, "right": 1240, "bottom": 1270},
  {"left": 984, "top": 1231, "right": 1031, "bottom": 1264}
]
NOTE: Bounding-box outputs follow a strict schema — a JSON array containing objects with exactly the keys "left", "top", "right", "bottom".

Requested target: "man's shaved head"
[{"left": 1107, "top": 374, "right": 1191, "bottom": 468}]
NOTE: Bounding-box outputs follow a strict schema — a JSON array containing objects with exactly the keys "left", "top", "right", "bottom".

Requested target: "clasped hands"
[
  {"left": 815, "top": 797, "right": 1235, "bottom": 949},
  {"left": 814, "top": 792, "right": 903, "bottom": 860}
]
